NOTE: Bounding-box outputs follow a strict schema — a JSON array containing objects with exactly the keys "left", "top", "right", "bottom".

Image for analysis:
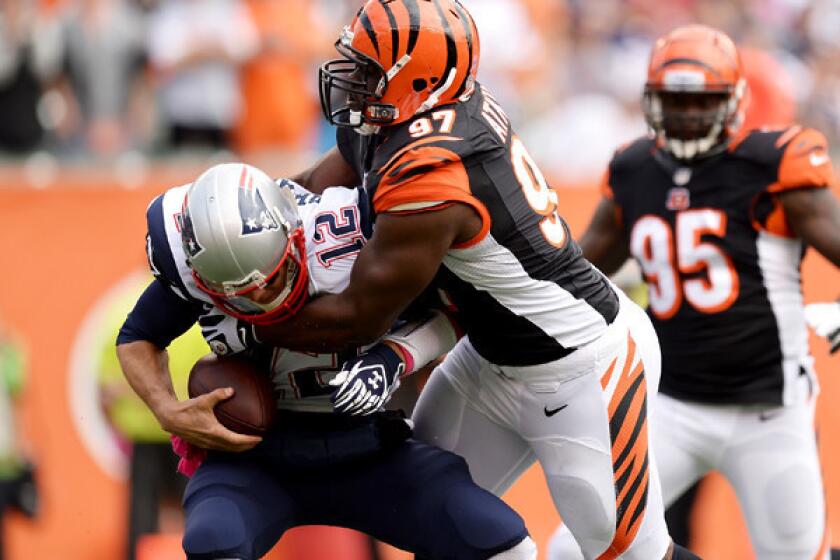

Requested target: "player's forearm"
[
  {"left": 381, "top": 310, "right": 460, "bottom": 375},
  {"left": 116, "top": 340, "right": 179, "bottom": 421},
  {"left": 255, "top": 292, "right": 387, "bottom": 352},
  {"left": 579, "top": 199, "right": 630, "bottom": 275}
]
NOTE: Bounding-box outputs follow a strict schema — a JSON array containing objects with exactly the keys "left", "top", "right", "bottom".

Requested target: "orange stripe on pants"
[{"left": 598, "top": 334, "right": 650, "bottom": 560}]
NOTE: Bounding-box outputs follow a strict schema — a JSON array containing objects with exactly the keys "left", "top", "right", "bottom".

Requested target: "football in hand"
[{"left": 188, "top": 354, "right": 276, "bottom": 436}]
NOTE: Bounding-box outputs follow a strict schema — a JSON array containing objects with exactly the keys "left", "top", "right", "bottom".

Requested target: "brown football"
[{"left": 187, "top": 354, "right": 276, "bottom": 436}]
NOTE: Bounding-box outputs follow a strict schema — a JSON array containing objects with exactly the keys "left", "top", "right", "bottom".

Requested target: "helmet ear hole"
[{"left": 412, "top": 78, "right": 427, "bottom": 92}]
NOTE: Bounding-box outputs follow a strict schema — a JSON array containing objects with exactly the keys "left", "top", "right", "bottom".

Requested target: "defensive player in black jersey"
[
  {"left": 251, "top": 2, "right": 702, "bottom": 559},
  {"left": 550, "top": 25, "right": 840, "bottom": 560}
]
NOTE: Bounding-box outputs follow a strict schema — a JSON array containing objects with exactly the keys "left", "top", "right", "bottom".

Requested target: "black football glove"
[{"left": 330, "top": 344, "right": 405, "bottom": 416}]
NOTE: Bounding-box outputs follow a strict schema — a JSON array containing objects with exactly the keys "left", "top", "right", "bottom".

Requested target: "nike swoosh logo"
[
  {"left": 544, "top": 404, "right": 568, "bottom": 417},
  {"left": 809, "top": 152, "right": 829, "bottom": 167},
  {"left": 759, "top": 409, "right": 783, "bottom": 422}
]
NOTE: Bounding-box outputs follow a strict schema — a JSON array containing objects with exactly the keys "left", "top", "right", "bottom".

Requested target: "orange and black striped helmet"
[
  {"left": 319, "top": 0, "right": 480, "bottom": 129},
  {"left": 643, "top": 24, "right": 747, "bottom": 160}
]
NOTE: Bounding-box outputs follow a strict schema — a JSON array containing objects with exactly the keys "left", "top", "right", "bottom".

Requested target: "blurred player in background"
[
  {"left": 116, "top": 163, "right": 536, "bottom": 560},
  {"left": 253, "top": 1, "right": 699, "bottom": 558},
  {"left": 0, "top": 321, "right": 37, "bottom": 560},
  {"left": 146, "top": 0, "right": 259, "bottom": 151},
  {"left": 615, "top": 40, "right": 801, "bottom": 552},
  {"left": 549, "top": 24, "right": 840, "bottom": 559}
]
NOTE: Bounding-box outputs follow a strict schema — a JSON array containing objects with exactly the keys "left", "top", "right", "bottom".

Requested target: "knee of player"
[
  {"left": 439, "top": 483, "right": 529, "bottom": 557},
  {"left": 755, "top": 464, "right": 826, "bottom": 557},
  {"left": 545, "top": 474, "right": 616, "bottom": 552},
  {"left": 487, "top": 535, "right": 538, "bottom": 559},
  {"left": 183, "top": 496, "right": 250, "bottom": 559},
  {"left": 546, "top": 524, "right": 584, "bottom": 560},
  {"left": 764, "top": 463, "right": 825, "bottom": 548}
]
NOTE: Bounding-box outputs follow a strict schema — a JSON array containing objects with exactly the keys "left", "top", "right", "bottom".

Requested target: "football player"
[
  {"left": 549, "top": 25, "right": 840, "bottom": 560},
  {"left": 250, "top": 2, "right": 698, "bottom": 559},
  {"left": 116, "top": 163, "right": 537, "bottom": 560}
]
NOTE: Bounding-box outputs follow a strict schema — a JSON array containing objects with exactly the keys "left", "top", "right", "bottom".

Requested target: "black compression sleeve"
[{"left": 116, "top": 280, "right": 203, "bottom": 349}]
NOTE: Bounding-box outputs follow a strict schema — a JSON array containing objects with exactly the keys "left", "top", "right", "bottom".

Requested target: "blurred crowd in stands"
[{"left": 2, "top": 0, "right": 840, "bottom": 184}]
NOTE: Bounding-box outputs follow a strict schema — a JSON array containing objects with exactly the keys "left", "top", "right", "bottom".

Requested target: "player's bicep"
[
  {"left": 579, "top": 197, "right": 629, "bottom": 275},
  {"left": 343, "top": 205, "right": 464, "bottom": 331},
  {"left": 117, "top": 280, "right": 202, "bottom": 349},
  {"left": 780, "top": 187, "right": 840, "bottom": 266}
]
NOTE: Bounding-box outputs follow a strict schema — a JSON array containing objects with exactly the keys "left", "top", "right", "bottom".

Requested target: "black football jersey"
[
  {"left": 338, "top": 84, "right": 618, "bottom": 366},
  {"left": 605, "top": 126, "right": 834, "bottom": 405}
]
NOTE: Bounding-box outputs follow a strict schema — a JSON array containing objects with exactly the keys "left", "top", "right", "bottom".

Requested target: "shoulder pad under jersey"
[
  {"left": 734, "top": 126, "right": 834, "bottom": 191},
  {"left": 730, "top": 127, "right": 793, "bottom": 167},
  {"left": 145, "top": 184, "right": 255, "bottom": 356},
  {"left": 609, "top": 136, "right": 657, "bottom": 174},
  {"left": 299, "top": 185, "right": 370, "bottom": 295},
  {"left": 371, "top": 88, "right": 504, "bottom": 175},
  {"left": 277, "top": 177, "right": 322, "bottom": 207},
  {"left": 145, "top": 186, "right": 195, "bottom": 302}
]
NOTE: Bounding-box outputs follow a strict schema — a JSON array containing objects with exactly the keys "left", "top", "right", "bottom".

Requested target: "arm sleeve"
[
  {"left": 117, "top": 280, "right": 203, "bottom": 349},
  {"left": 381, "top": 310, "right": 460, "bottom": 375}
]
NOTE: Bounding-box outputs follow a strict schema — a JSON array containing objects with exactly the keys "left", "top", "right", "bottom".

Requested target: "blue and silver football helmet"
[{"left": 180, "top": 163, "right": 309, "bottom": 324}]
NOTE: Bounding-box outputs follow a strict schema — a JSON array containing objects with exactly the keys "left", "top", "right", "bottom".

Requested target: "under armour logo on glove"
[
  {"left": 805, "top": 301, "right": 840, "bottom": 354},
  {"left": 330, "top": 344, "right": 405, "bottom": 416}
]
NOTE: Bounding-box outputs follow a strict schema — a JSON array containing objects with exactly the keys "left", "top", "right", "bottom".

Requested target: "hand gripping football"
[{"left": 187, "top": 354, "right": 276, "bottom": 436}]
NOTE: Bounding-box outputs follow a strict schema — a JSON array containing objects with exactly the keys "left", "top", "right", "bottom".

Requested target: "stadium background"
[{"left": 0, "top": 0, "right": 838, "bottom": 559}]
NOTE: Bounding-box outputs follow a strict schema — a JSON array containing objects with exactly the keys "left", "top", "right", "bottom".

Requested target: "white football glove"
[
  {"left": 804, "top": 301, "right": 840, "bottom": 354},
  {"left": 329, "top": 344, "right": 405, "bottom": 416}
]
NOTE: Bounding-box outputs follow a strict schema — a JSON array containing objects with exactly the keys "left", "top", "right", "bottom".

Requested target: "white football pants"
[
  {"left": 413, "top": 292, "right": 671, "bottom": 559},
  {"left": 549, "top": 387, "right": 829, "bottom": 560}
]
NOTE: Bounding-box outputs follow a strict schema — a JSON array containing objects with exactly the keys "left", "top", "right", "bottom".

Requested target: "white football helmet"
[{"left": 180, "top": 163, "right": 309, "bottom": 324}]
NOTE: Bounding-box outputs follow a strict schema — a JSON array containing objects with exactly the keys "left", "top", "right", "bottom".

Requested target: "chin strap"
[
  {"left": 355, "top": 122, "right": 381, "bottom": 136},
  {"left": 664, "top": 100, "right": 727, "bottom": 160},
  {"left": 649, "top": 78, "right": 746, "bottom": 161},
  {"left": 665, "top": 120, "right": 723, "bottom": 160}
]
